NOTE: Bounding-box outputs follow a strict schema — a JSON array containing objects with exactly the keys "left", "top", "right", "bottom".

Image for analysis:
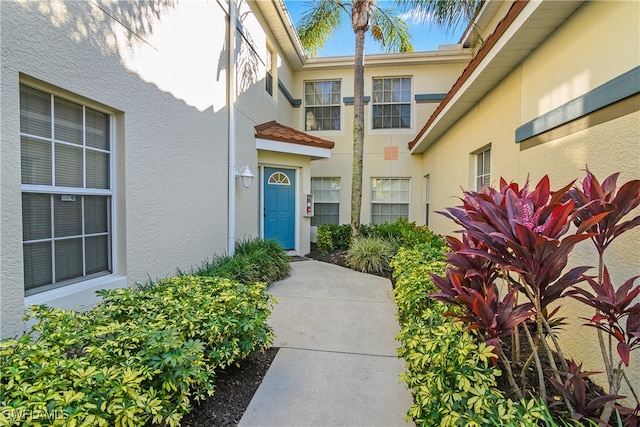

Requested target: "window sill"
[{"left": 24, "top": 274, "right": 128, "bottom": 311}]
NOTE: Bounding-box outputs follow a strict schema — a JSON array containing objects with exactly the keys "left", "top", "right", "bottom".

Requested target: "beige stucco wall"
[
  {"left": 299, "top": 60, "right": 469, "bottom": 226},
  {"left": 419, "top": 0, "right": 640, "bottom": 398},
  {"left": 1, "top": 0, "right": 299, "bottom": 338}
]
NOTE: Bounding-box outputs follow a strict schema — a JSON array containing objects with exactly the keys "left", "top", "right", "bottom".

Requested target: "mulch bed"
[
  {"left": 181, "top": 347, "right": 278, "bottom": 426},
  {"left": 305, "top": 242, "right": 394, "bottom": 281},
  {"left": 495, "top": 328, "right": 607, "bottom": 421}
]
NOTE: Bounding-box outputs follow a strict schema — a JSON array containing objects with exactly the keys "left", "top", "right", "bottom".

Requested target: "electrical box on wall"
[{"left": 304, "top": 194, "right": 314, "bottom": 217}]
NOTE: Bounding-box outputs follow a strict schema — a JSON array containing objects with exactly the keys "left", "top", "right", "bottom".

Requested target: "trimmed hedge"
[
  {"left": 0, "top": 276, "right": 275, "bottom": 426},
  {"left": 392, "top": 244, "right": 546, "bottom": 426}
]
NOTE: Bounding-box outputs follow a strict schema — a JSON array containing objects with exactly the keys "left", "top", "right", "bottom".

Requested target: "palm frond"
[
  {"left": 394, "top": 0, "right": 481, "bottom": 33},
  {"left": 371, "top": 6, "right": 413, "bottom": 53},
  {"left": 297, "top": 0, "right": 345, "bottom": 55}
]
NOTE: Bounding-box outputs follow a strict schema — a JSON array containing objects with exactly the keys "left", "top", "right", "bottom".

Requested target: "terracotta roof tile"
[{"left": 255, "top": 121, "right": 335, "bottom": 149}]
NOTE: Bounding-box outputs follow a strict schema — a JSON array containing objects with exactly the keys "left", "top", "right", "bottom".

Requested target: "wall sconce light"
[{"left": 236, "top": 164, "right": 254, "bottom": 189}]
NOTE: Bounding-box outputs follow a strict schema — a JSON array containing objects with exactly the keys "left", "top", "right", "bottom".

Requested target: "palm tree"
[{"left": 297, "top": 0, "right": 480, "bottom": 231}]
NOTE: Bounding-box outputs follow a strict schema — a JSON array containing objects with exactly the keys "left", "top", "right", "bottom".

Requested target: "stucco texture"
[
  {"left": 419, "top": 0, "right": 639, "bottom": 399},
  {"left": 1, "top": 1, "right": 231, "bottom": 337}
]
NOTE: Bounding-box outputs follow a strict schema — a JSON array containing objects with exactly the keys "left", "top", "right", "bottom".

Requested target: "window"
[
  {"left": 266, "top": 46, "right": 275, "bottom": 97},
  {"left": 268, "top": 172, "right": 290, "bottom": 185},
  {"left": 476, "top": 146, "right": 491, "bottom": 190},
  {"left": 372, "top": 77, "right": 411, "bottom": 129},
  {"left": 425, "top": 174, "right": 430, "bottom": 226},
  {"left": 304, "top": 80, "right": 341, "bottom": 131},
  {"left": 371, "top": 178, "right": 410, "bottom": 224},
  {"left": 311, "top": 178, "right": 340, "bottom": 226},
  {"left": 20, "top": 84, "right": 113, "bottom": 295}
]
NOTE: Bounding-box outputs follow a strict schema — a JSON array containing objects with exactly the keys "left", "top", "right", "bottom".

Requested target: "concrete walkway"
[{"left": 239, "top": 259, "right": 413, "bottom": 427}]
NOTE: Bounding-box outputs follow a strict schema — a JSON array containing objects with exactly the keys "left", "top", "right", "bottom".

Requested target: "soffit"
[
  {"left": 410, "top": 0, "right": 584, "bottom": 153},
  {"left": 251, "top": 0, "right": 305, "bottom": 71}
]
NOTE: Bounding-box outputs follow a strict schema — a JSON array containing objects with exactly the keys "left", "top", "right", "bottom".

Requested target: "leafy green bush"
[
  {"left": 391, "top": 246, "right": 447, "bottom": 325},
  {"left": 0, "top": 276, "right": 275, "bottom": 426},
  {"left": 391, "top": 243, "right": 544, "bottom": 426},
  {"left": 359, "top": 218, "right": 446, "bottom": 250},
  {"left": 346, "top": 235, "right": 395, "bottom": 274},
  {"left": 316, "top": 225, "right": 334, "bottom": 253},
  {"left": 196, "top": 237, "right": 291, "bottom": 284},
  {"left": 397, "top": 304, "right": 545, "bottom": 426},
  {"left": 316, "top": 224, "right": 352, "bottom": 253}
]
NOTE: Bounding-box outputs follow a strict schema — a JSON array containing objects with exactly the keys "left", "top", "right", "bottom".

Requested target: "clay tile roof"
[{"left": 255, "top": 121, "right": 335, "bottom": 149}]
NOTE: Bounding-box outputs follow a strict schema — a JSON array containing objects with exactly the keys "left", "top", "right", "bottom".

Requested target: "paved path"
[{"left": 239, "top": 259, "right": 414, "bottom": 427}]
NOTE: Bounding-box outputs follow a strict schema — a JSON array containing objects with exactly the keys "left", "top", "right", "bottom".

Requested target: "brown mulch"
[
  {"left": 305, "top": 242, "right": 394, "bottom": 281},
  {"left": 495, "top": 328, "right": 608, "bottom": 421},
  {"left": 181, "top": 347, "right": 278, "bottom": 427}
]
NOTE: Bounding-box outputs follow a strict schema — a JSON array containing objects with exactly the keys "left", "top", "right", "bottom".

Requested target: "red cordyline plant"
[
  {"left": 432, "top": 173, "right": 640, "bottom": 420},
  {"left": 549, "top": 360, "right": 624, "bottom": 425},
  {"left": 429, "top": 236, "right": 532, "bottom": 399},
  {"left": 439, "top": 176, "right": 598, "bottom": 403},
  {"left": 564, "top": 169, "right": 640, "bottom": 424}
]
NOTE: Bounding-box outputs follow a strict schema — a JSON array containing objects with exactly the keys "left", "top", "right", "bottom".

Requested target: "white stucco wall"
[{"left": 1, "top": 1, "right": 232, "bottom": 337}]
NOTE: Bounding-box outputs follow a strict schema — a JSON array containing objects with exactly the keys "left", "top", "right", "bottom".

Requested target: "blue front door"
[{"left": 264, "top": 167, "right": 295, "bottom": 250}]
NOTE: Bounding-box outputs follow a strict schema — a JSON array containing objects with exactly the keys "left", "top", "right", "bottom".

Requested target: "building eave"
[
  {"left": 301, "top": 46, "right": 473, "bottom": 71},
  {"left": 257, "top": 138, "right": 332, "bottom": 160},
  {"left": 252, "top": 0, "right": 307, "bottom": 71},
  {"left": 409, "top": 0, "right": 584, "bottom": 154}
]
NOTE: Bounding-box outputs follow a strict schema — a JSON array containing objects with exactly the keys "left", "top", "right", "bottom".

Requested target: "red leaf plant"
[
  {"left": 437, "top": 175, "right": 598, "bottom": 409},
  {"left": 615, "top": 404, "right": 640, "bottom": 427},
  {"left": 440, "top": 176, "right": 594, "bottom": 314},
  {"left": 565, "top": 171, "right": 640, "bottom": 259},
  {"left": 549, "top": 360, "right": 624, "bottom": 425},
  {"left": 569, "top": 267, "right": 640, "bottom": 367},
  {"left": 430, "top": 268, "right": 533, "bottom": 353},
  {"left": 563, "top": 170, "right": 640, "bottom": 423}
]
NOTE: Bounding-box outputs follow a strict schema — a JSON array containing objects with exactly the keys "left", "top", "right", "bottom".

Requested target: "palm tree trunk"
[
  {"left": 350, "top": 0, "right": 370, "bottom": 233},
  {"left": 351, "top": 28, "right": 365, "bottom": 232}
]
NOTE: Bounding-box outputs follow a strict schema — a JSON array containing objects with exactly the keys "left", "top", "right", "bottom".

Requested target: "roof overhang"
[
  {"left": 409, "top": 0, "right": 584, "bottom": 154},
  {"left": 251, "top": 0, "right": 306, "bottom": 71},
  {"left": 255, "top": 120, "right": 334, "bottom": 160},
  {"left": 256, "top": 138, "right": 332, "bottom": 160}
]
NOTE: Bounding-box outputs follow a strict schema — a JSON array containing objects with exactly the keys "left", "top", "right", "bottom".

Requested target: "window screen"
[{"left": 20, "top": 84, "right": 113, "bottom": 294}]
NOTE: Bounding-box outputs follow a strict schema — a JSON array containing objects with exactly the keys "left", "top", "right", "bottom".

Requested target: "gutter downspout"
[{"left": 228, "top": 0, "right": 237, "bottom": 255}]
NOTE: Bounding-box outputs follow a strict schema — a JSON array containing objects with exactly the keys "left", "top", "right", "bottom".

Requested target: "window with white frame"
[
  {"left": 304, "top": 80, "right": 341, "bottom": 131},
  {"left": 311, "top": 177, "right": 340, "bottom": 226},
  {"left": 372, "top": 77, "right": 411, "bottom": 129},
  {"left": 20, "top": 84, "right": 113, "bottom": 295},
  {"left": 266, "top": 46, "right": 275, "bottom": 97},
  {"left": 475, "top": 146, "right": 491, "bottom": 190},
  {"left": 371, "top": 178, "right": 410, "bottom": 224}
]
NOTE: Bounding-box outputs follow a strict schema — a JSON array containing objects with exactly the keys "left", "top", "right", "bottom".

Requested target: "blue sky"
[{"left": 283, "top": 0, "right": 467, "bottom": 57}]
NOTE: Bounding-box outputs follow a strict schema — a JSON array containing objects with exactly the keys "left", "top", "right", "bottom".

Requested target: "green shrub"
[
  {"left": 397, "top": 304, "right": 544, "bottom": 426},
  {"left": 316, "top": 224, "right": 352, "bottom": 253},
  {"left": 359, "top": 218, "right": 446, "bottom": 250},
  {"left": 196, "top": 237, "right": 291, "bottom": 284},
  {"left": 391, "top": 244, "right": 544, "bottom": 426},
  {"left": 346, "top": 235, "right": 395, "bottom": 274},
  {"left": 0, "top": 275, "right": 275, "bottom": 426},
  {"left": 391, "top": 246, "right": 447, "bottom": 325},
  {"left": 316, "top": 225, "right": 334, "bottom": 253}
]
